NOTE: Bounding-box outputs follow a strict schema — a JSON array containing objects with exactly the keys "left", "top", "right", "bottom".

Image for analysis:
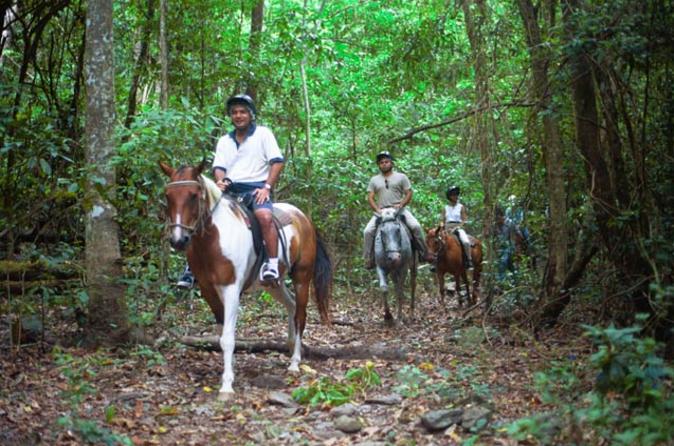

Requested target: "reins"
[{"left": 434, "top": 228, "right": 448, "bottom": 256}]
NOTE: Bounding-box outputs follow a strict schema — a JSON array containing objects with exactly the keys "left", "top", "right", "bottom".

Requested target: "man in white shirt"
[
  {"left": 177, "top": 94, "right": 284, "bottom": 286},
  {"left": 215, "top": 94, "right": 284, "bottom": 282}
]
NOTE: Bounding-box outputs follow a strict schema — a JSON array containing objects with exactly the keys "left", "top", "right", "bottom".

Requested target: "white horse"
[{"left": 374, "top": 207, "right": 417, "bottom": 325}]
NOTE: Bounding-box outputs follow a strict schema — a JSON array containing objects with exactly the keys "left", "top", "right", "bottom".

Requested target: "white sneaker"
[{"left": 260, "top": 262, "right": 279, "bottom": 282}]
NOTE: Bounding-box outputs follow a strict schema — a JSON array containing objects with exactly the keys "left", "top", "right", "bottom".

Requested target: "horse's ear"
[
  {"left": 375, "top": 216, "right": 382, "bottom": 225},
  {"left": 436, "top": 224, "right": 444, "bottom": 235},
  {"left": 196, "top": 158, "right": 208, "bottom": 175},
  {"left": 159, "top": 160, "right": 174, "bottom": 177}
]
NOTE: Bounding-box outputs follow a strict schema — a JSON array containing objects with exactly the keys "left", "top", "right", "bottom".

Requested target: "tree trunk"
[
  {"left": 517, "top": 0, "right": 569, "bottom": 321},
  {"left": 124, "top": 0, "right": 155, "bottom": 129},
  {"left": 462, "top": 0, "right": 495, "bottom": 308},
  {"left": 563, "top": 0, "right": 653, "bottom": 313},
  {"left": 159, "top": 0, "right": 168, "bottom": 109},
  {"left": 66, "top": 13, "right": 86, "bottom": 142},
  {"left": 246, "top": 0, "right": 264, "bottom": 101},
  {"left": 299, "top": 0, "right": 312, "bottom": 158},
  {"left": 84, "top": 0, "right": 129, "bottom": 346}
]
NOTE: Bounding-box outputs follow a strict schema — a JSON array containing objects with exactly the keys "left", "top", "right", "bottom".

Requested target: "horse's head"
[
  {"left": 425, "top": 225, "right": 446, "bottom": 258},
  {"left": 160, "top": 160, "right": 208, "bottom": 250},
  {"left": 376, "top": 207, "right": 405, "bottom": 265}
]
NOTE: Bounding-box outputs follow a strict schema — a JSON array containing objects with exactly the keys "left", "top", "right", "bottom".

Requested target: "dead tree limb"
[
  {"left": 180, "top": 335, "right": 407, "bottom": 361},
  {"left": 388, "top": 100, "right": 536, "bottom": 144}
]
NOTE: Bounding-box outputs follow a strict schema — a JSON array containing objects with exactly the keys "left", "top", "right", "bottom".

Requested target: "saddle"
[
  {"left": 372, "top": 214, "right": 419, "bottom": 257},
  {"left": 227, "top": 192, "right": 292, "bottom": 287},
  {"left": 446, "top": 230, "right": 475, "bottom": 268}
]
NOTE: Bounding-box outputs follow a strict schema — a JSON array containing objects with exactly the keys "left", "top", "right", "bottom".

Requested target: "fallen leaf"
[
  {"left": 300, "top": 364, "right": 317, "bottom": 375},
  {"left": 134, "top": 399, "right": 144, "bottom": 418},
  {"left": 158, "top": 405, "right": 178, "bottom": 416},
  {"left": 419, "top": 362, "right": 434, "bottom": 372}
]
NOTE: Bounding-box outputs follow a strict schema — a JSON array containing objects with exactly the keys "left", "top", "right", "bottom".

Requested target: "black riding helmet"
[
  {"left": 446, "top": 185, "right": 460, "bottom": 199},
  {"left": 376, "top": 151, "right": 394, "bottom": 162},
  {"left": 226, "top": 94, "right": 256, "bottom": 119}
]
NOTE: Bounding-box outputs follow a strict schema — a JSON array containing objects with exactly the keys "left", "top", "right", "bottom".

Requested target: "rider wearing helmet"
[
  {"left": 215, "top": 94, "right": 284, "bottom": 282},
  {"left": 363, "top": 151, "right": 433, "bottom": 269},
  {"left": 442, "top": 185, "right": 473, "bottom": 270},
  {"left": 176, "top": 94, "right": 284, "bottom": 287}
]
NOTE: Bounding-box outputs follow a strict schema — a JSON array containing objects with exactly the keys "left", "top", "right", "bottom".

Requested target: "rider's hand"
[
  {"left": 216, "top": 178, "right": 232, "bottom": 192},
  {"left": 253, "top": 187, "right": 270, "bottom": 204}
]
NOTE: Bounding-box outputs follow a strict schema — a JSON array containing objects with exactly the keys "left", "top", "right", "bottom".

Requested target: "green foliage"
[
  {"left": 393, "top": 365, "right": 429, "bottom": 398},
  {"left": 506, "top": 320, "right": 674, "bottom": 445},
  {"left": 130, "top": 345, "right": 166, "bottom": 367},
  {"left": 292, "top": 376, "right": 355, "bottom": 407},
  {"left": 53, "top": 348, "right": 100, "bottom": 409},
  {"left": 292, "top": 362, "right": 381, "bottom": 406},
  {"left": 52, "top": 348, "right": 132, "bottom": 445},
  {"left": 57, "top": 415, "right": 132, "bottom": 446}
]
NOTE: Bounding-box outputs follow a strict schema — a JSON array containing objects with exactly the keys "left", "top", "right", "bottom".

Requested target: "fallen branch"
[
  {"left": 180, "top": 335, "right": 407, "bottom": 361},
  {"left": 2, "top": 279, "right": 80, "bottom": 293},
  {"left": 0, "top": 260, "right": 80, "bottom": 281}
]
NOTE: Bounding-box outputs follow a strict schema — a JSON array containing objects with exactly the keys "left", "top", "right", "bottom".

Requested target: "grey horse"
[{"left": 374, "top": 207, "right": 418, "bottom": 325}]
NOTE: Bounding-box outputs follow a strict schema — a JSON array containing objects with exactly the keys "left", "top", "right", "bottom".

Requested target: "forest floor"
[{"left": 0, "top": 275, "right": 593, "bottom": 445}]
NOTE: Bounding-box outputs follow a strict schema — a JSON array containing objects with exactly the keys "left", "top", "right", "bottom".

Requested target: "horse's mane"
[{"left": 200, "top": 175, "right": 222, "bottom": 209}]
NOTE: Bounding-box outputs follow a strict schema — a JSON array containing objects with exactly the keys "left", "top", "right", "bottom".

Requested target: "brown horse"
[
  {"left": 160, "top": 161, "right": 332, "bottom": 398},
  {"left": 426, "top": 226, "right": 482, "bottom": 308}
]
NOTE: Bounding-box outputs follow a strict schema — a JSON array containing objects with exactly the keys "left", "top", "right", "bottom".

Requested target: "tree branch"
[{"left": 388, "top": 100, "right": 536, "bottom": 144}]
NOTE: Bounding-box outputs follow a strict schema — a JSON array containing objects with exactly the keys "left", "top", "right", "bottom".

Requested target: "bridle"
[
  {"left": 431, "top": 228, "right": 447, "bottom": 257},
  {"left": 379, "top": 214, "right": 404, "bottom": 254},
  {"left": 165, "top": 179, "right": 208, "bottom": 235}
]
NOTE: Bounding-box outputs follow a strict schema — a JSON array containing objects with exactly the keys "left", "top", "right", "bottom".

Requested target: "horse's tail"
[{"left": 313, "top": 230, "right": 333, "bottom": 325}]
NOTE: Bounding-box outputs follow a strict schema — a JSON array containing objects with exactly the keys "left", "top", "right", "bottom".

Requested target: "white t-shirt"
[
  {"left": 445, "top": 203, "right": 464, "bottom": 224},
  {"left": 212, "top": 124, "right": 283, "bottom": 183}
]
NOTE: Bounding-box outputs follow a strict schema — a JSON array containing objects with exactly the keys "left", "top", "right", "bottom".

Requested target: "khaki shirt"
[{"left": 367, "top": 171, "right": 411, "bottom": 208}]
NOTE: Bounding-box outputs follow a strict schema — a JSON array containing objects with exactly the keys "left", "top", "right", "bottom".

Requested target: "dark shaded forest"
[{"left": 1, "top": 0, "right": 673, "bottom": 444}]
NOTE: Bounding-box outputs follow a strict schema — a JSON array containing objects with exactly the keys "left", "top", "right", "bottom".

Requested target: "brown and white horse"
[
  {"left": 426, "top": 226, "right": 482, "bottom": 308},
  {"left": 160, "top": 161, "right": 332, "bottom": 398}
]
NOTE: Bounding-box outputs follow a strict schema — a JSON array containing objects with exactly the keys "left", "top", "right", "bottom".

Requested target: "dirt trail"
[{"left": 0, "top": 289, "right": 586, "bottom": 445}]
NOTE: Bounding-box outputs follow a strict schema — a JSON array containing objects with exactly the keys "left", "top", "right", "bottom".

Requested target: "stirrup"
[
  {"left": 260, "top": 263, "right": 279, "bottom": 282},
  {"left": 177, "top": 272, "right": 195, "bottom": 289}
]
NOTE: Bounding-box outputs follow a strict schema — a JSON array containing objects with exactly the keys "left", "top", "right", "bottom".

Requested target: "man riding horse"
[
  {"left": 363, "top": 151, "right": 433, "bottom": 269},
  {"left": 178, "top": 94, "right": 284, "bottom": 287}
]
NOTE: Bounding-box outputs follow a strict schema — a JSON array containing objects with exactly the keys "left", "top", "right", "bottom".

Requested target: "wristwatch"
[{"left": 264, "top": 183, "right": 272, "bottom": 191}]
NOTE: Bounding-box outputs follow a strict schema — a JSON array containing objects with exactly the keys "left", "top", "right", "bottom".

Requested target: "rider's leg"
[
  {"left": 363, "top": 216, "right": 378, "bottom": 269},
  {"left": 255, "top": 208, "right": 279, "bottom": 280},
  {"left": 400, "top": 209, "right": 433, "bottom": 262},
  {"left": 458, "top": 229, "right": 473, "bottom": 269}
]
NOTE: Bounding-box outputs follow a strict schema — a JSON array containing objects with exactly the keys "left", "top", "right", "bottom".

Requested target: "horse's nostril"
[{"left": 170, "top": 236, "right": 190, "bottom": 251}]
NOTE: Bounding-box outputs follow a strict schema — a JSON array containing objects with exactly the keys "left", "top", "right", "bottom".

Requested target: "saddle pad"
[{"left": 272, "top": 206, "right": 293, "bottom": 227}]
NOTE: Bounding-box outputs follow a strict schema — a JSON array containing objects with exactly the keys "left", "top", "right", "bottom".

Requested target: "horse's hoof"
[
  {"left": 217, "top": 391, "right": 234, "bottom": 402},
  {"left": 288, "top": 363, "right": 300, "bottom": 373}
]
